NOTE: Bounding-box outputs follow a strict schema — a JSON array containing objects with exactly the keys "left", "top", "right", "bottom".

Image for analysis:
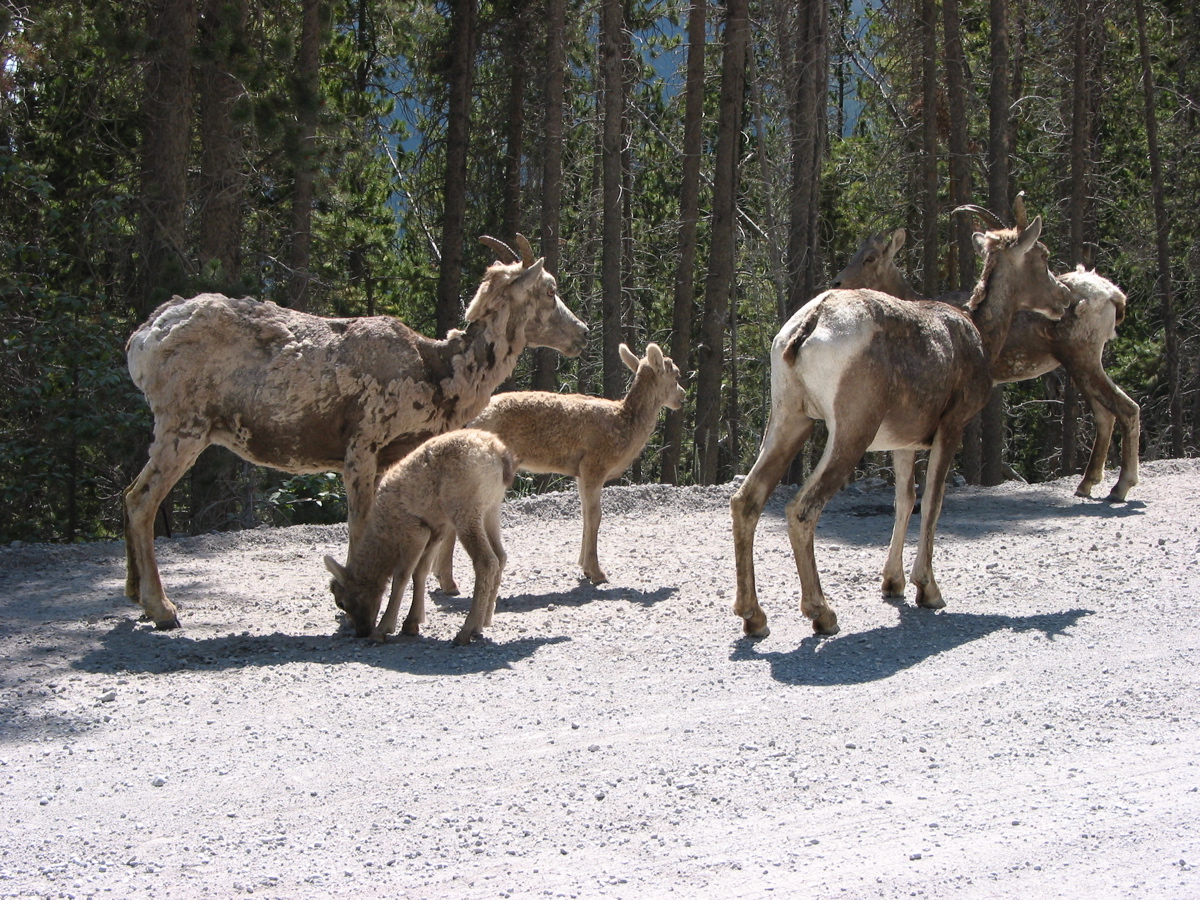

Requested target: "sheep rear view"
[
  {"left": 324, "top": 429, "right": 517, "bottom": 645},
  {"left": 435, "top": 342, "right": 685, "bottom": 588}
]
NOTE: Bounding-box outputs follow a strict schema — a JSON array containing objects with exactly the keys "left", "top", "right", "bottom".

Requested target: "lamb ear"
[
  {"left": 645, "top": 343, "right": 664, "bottom": 370},
  {"left": 323, "top": 555, "right": 349, "bottom": 585},
  {"left": 619, "top": 343, "right": 639, "bottom": 372},
  {"left": 887, "top": 228, "right": 906, "bottom": 258},
  {"left": 971, "top": 232, "right": 987, "bottom": 257}
]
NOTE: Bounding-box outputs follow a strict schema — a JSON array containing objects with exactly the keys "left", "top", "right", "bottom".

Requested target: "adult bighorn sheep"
[
  {"left": 324, "top": 429, "right": 517, "bottom": 645},
  {"left": 731, "top": 217, "right": 1069, "bottom": 638},
  {"left": 124, "top": 235, "right": 587, "bottom": 630},
  {"left": 834, "top": 210, "right": 1138, "bottom": 502},
  {"left": 432, "top": 341, "right": 686, "bottom": 590}
]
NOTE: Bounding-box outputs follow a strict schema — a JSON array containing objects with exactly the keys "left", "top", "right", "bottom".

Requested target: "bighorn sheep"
[
  {"left": 433, "top": 342, "right": 686, "bottom": 589},
  {"left": 731, "top": 217, "right": 1070, "bottom": 638},
  {"left": 124, "top": 235, "right": 586, "bottom": 629},
  {"left": 324, "top": 430, "right": 516, "bottom": 644},
  {"left": 834, "top": 220, "right": 1138, "bottom": 501}
]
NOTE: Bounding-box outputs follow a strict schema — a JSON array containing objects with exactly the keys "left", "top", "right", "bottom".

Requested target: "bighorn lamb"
[
  {"left": 834, "top": 223, "right": 1138, "bottom": 501},
  {"left": 124, "top": 235, "right": 586, "bottom": 630},
  {"left": 324, "top": 429, "right": 516, "bottom": 644},
  {"left": 731, "top": 217, "right": 1069, "bottom": 638},
  {"left": 433, "top": 342, "right": 686, "bottom": 589}
]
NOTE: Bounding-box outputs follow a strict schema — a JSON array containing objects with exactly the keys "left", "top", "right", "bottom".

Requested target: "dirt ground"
[{"left": 1, "top": 459, "right": 1198, "bottom": 899}]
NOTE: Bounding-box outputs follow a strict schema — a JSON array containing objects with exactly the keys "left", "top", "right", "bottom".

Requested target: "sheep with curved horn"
[
  {"left": 835, "top": 198, "right": 1139, "bottom": 502},
  {"left": 123, "top": 235, "right": 587, "bottom": 630},
  {"left": 732, "top": 216, "right": 1069, "bottom": 637}
]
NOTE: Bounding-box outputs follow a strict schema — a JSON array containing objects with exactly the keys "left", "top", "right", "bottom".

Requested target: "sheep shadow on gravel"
[
  {"left": 730, "top": 604, "right": 1092, "bottom": 686},
  {"left": 442, "top": 582, "right": 676, "bottom": 616},
  {"left": 72, "top": 619, "right": 569, "bottom": 678}
]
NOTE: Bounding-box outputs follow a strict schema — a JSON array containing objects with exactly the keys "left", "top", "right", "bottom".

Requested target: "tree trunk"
[
  {"left": 436, "top": 0, "right": 478, "bottom": 338},
  {"left": 138, "top": 0, "right": 197, "bottom": 318},
  {"left": 785, "top": 0, "right": 830, "bottom": 316},
  {"left": 1134, "top": 0, "right": 1184, "bottom": 457},
  {"left": 287, "top": 0, "right": 322, "bottom": 312},
  {"left": 661, "top": 0, "right": 706, "bottom": 485},
  {"left": 980, "top": 0, "right": 1012, "bottom": 486},
  {"left": 532, "top": 0, "right": 567, "bottom": 392},
  {"left": 502, "top": 8, "right": 527, "bottom": 240},
  {"left": 198, "top": 0, "right": 246, "bottom": 289},
  {"left": 943, "top": 0, "right": 974, "bottom": 292},
  {"left": 599, "top": 0, "right": 625, "bottom": 399},
  {"left": 919, "top": 0, "right": 939, "bottom": 298},
  {"left": 695, "top": 0, "right": 748, "bottom": 485}
]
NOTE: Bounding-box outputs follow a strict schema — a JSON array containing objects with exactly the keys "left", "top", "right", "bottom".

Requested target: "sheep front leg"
[
  {"left": 881, "top": 449, "right": 917, "bottom": 598},
  {"left": 124, "top": 430, "right": 208, "bottom": 629},
  {"left": 373, "top": 529, "right": 431, "bottom": 641},
  {"left": 576, "top": 474, "right": 607, "bottom": 584},
  {"left": 342, "top": 449, "right": 379, "bottom": 556},
  {"left": 453, "top": 522, "right": 501, "bottom": 645},
  {"left": 908, "top": 430, "right": 957, "bottom": 610}
]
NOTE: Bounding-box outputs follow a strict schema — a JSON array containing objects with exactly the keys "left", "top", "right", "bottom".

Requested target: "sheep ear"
[
  {"left": 619, "top": 343, "right": 639, "bottom": 372},
  {"left": 324, "top": 555, "right": 349, "bottom": 585},
  {"left": 887, "top": 228, "right": 906, "bottom": 257},
  {"left": 971, "top": 232, "right": 987, "bottom": 257},
  {"left": 513, "top": 258, "right": 545, "bottom": 287},
  {"left": 645, "top": 343, "right": 664, "bottom": 370},
  {"left": 1015, "top": 215, "right": 1043, "bottom": 254}
]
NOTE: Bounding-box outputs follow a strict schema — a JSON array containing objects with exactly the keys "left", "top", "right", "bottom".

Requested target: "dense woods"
[{"left": 1, "top": 0, "right": 1196, "bottom": 544}]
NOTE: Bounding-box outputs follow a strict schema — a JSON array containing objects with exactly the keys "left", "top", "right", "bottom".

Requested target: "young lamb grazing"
[
  {"left": 323, "top": 429, "right": 517, "bottom": 645},
  {"left": 433, "top": 342, "right": 686, "bottom": 590},
  {"left": 124, "top": 234, "right": 586, "bottom": 630},
  {"left": 834, "top": 222, "right": 1139, "bottom": 501},
  {"left": 731, "top": 217, "right": 1070, "bottom": 638}
]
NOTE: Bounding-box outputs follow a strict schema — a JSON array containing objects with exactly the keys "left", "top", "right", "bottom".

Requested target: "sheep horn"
[
  {"left": 479, "top": 235, "right": 518, "bottom": 264},
  {"left": 953, "top": 204, "right": 1006, "bottom": 230},
  {"left": 1014, "top": 191, "right": 1029, "bottom": 230},
  {"left": 514, "top": 233, "right": 535, "bottom": 268}
]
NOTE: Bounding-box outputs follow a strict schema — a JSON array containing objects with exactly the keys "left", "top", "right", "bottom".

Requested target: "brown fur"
[
  {"left": 324, "top": 430, "right": 516, "bottom": 645},
  {"left": 433, "top": 343, "right": 686, "bottom": 589},
  {"left": 731, "top": 218, "right": 1069, "bottom": 638},
  {"left": 123, "top": 239, "right": 587, "bottom": 629},
  {"left": 834, "top": 228, "right": 1139, "bottom": 501}
]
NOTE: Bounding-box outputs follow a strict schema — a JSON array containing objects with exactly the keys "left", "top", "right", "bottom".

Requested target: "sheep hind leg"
[
  {"left": 731, "top": 410, "right": 815, "bottom": 638},
  {"left": 482, "top": 504, "right": 506, "bottom": 628},
  {"left": 123, "top": 430, "right": 209, "bottom": 629},
  {"left": 453, "top": 521, "right": 501, "bottom": 646},
  {"left": 785, "top": 421, "right": 876, "bottom": 636},
  {"left": 431, "top": 535, "right": 460, "bottom": 595},
  {"left": 401, "top": 530, "right": 450, "bottom": 636}
]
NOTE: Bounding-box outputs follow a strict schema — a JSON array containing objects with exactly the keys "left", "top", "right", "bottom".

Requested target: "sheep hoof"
[
  {"left": 438, "top": 581, "right": 460, "bottom": 596},
  {"left": 915, "top": 587, "right": 945, "bottom": 610},
  {"left": 400, "top": 621, "right": 421, "bottom": 636},
  {"left": 881, "top": 577, "right": 905, "bottom": 599},
  {"left": 811, "top": 610, "right": 839, "bottom": 636},
  {"left": 740, "top": 612, "right": 770, "bottom": 639},
  {"left": 154, "top": 615, "right": 181, "bottom": 631},
  {"left": 588, "top": 572, "right": 608, "bottom": 586}
]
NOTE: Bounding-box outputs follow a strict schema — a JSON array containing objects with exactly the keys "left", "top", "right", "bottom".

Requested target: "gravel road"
[{"left": 2, "top": 459, "right": 1198, "bottom": 899}]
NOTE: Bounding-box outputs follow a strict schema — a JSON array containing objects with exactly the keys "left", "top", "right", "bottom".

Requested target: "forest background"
[{"left": 0, "top": 0, "right": 1195, "bottom": 545}]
